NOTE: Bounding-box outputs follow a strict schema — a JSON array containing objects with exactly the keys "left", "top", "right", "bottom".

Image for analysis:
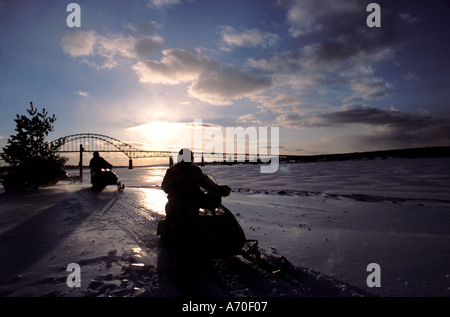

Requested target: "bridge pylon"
[{"left": 79, "top": 144, "right": 84, "bottom": 181}]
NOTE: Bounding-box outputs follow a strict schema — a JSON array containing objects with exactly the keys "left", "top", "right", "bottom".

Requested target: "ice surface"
[{"left": 0, "top": 158, "right": 449, "bottom": 297}]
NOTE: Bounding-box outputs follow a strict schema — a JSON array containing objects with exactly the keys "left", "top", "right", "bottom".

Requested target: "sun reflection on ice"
[
  {"left": 131, "top": 247, "right": 148, "bottom": 261},
  {"left": 141, "top": 188, "right": 167, "bottom": 217}
]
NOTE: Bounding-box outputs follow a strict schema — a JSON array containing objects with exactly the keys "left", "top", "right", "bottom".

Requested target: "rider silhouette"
[
  {"left": 161, "top": 148, "right": 231, "bottom": 222},
  {"left": 89, "top": 151, "right": 112, "bottom": 178}
]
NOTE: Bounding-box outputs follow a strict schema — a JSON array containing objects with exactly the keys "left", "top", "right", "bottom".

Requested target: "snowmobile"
[
  {"left": 156, "top": 174, "right": 297, "bottom": 287},
  {"left": 91, "top": 168, "right": 124, "bottom": 191},
  {"left": 157, "top": 174, "right": 249, "bottom": 259},
  {"left": 155, "top": 176, "right": 377, "bottom": 296}
]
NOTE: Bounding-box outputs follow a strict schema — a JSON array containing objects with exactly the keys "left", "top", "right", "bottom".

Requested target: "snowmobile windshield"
[{"left": 205, "top": 173, "right": 218, "bottom": 185}]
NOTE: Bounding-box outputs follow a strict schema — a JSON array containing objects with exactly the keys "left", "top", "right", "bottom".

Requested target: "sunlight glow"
[
  {"left": 141, "top": 188, "right": 167, "bottom": 217},
  {"left": 126, "top": 121, "right": 188, "bottom": 149},
  {"left": 143, "top": 122, "right": 173, "bottom": 143}
]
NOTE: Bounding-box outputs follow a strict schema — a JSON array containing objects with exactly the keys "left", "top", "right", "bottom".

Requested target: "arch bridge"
[
  {"left": 52, "top": 133, "right": 173, "bottom": 169},
  {"left": 51, "top": 133, "right": 280, "bottom": 180}
]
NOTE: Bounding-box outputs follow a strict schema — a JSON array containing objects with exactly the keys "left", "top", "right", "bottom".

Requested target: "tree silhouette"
[{"left": 1, "top": 102, "right": 68, "bottom": 190}]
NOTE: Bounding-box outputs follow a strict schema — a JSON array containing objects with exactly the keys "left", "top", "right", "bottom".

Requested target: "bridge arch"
[
  {"left": 53, "top": 133, "right": 136, "bottom": 158},
  {"left": 51, "top": 132, "right": 278, "bottom": 174},
  {"left": 52, "top": 133, "right": 173, "bottom": 171}
]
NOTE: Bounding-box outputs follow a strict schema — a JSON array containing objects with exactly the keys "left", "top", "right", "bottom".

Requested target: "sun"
[
  {"left": 144, "top": 122, "right": 173, "bottom": 144},
  {"left": 127, "top": 121, "right": 189, "bottom": 150}
]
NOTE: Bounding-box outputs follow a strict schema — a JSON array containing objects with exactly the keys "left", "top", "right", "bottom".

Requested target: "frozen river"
[
  {"left": 2, "top": 157, "right": 449, "bottom": 297},
  {"left": 67, "top": 157, "right": 450, "bottom": 296}
]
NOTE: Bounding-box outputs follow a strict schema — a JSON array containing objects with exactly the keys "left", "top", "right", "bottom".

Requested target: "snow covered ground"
[{"left": 0, "top": 158, "right": 449, "bottom": 297}]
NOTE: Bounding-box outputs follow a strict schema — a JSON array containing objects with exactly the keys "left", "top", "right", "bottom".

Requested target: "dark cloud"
[
  {"left": 276, "top": 105, "right": 450, "bottom": 149},
  {"left": 252, "top": 0, "right": 400, "bottom": 105},
  {"left": 189, "top": 68, "right": 271, "bottom": 105},
  {"left": 399, "top": 13, "right": 420, "bottom": 25},
  {"left": 134, "top": 37, "right": 164, "bottom": 58},
  {"left": 133, "top": 21, "right": 160, "bottom": 34},
  {"left": 320, "top": 106, "right": 450, "bottom": 148},
  {"left": 282, "top": 0, "right": 399, "bottom": 62},
  {"left": 322, "top": 106, "right": 437, "bottom": 128}
]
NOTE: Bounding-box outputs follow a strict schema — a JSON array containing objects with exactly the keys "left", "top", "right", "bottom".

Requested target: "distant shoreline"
[
  {"left": 279, "top": 145, "right": 450, "bottom": 163},
  {"left": 62, "top": 145, "right": 450, "bottom": 169}
]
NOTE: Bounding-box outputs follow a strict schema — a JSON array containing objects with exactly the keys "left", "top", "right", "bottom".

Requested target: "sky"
[{"left": 1, "top": 0, "right": 450, "bottom": 166}]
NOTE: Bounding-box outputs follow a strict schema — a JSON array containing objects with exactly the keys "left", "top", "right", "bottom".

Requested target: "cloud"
[
  {"left": 127, "top": 21, "right": 160, "bottom": 35},
  {"left": 304, "top": 105, "right": 450, "bottom": 149},
  {"left": 133, "top": 48, "right": 212, "bottom": 84},
  {"left": 287, "top": 0, "right": 398, "bottom": 65},
  {"left": 249, "top": 0, "right": 399, "bottom": 108},
  {"left": 133, "top": 37, "right": 165, "bottom": 58},
  {"left": 275, "top": 105, "right": 450, "bottom": 150},
  {"left": 399, "top": 13, "right": 420, "bottom": 25},
  {"left": 237, "top": 114, "right": 263, "bottom": 125},
  {"left": 251, "top": 46, "right": 394, "bottom": 108},
  {"left": 275, "top": 113, "right": 305, "bottom": 128},
  {"left": 76, "top": 90, "right": 89, "bottom": 97},
  {"left": 148, "top": 0, "right": 180, "bottom": 8},
  {"left": 300, "top": 36, "right": 396, "bottom": 71},
  {"left": 345, "top": 77, "right": 393, "bottom": 103},
  {"left": 253, "top": 94, "right": 302, "bottom": 109},
  {"left": 320, "top": 106, "right": 404, "bottom": 126},
  {"left": 133, "top": 48, "right": 271, "bottom": 105},
  {"left": 272, "top": 5, "right": 397, "bottom": 72},
  {"left": 148, "top": 0, "right": 198, "bottom": 9},
  {"left": 61, "top": 30, "right": 97, "bottom": 57},
  {"left": 188, "top": 68, "right": 271, "bottom": 105},
  {"left": 61, "top": 24, "right": 163, "bottom": 69},
  {"left": 402, "top": 71, "right": 419, "bottom": 81},
  {"left": 280, "top": 0, "right": 361, "bottom": 37},
  {"left": 62, "top": 25, "right": 271, "bottom": 106},
  {"left": 220, "top": 26, "right": 278, "bottom": 51}
]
